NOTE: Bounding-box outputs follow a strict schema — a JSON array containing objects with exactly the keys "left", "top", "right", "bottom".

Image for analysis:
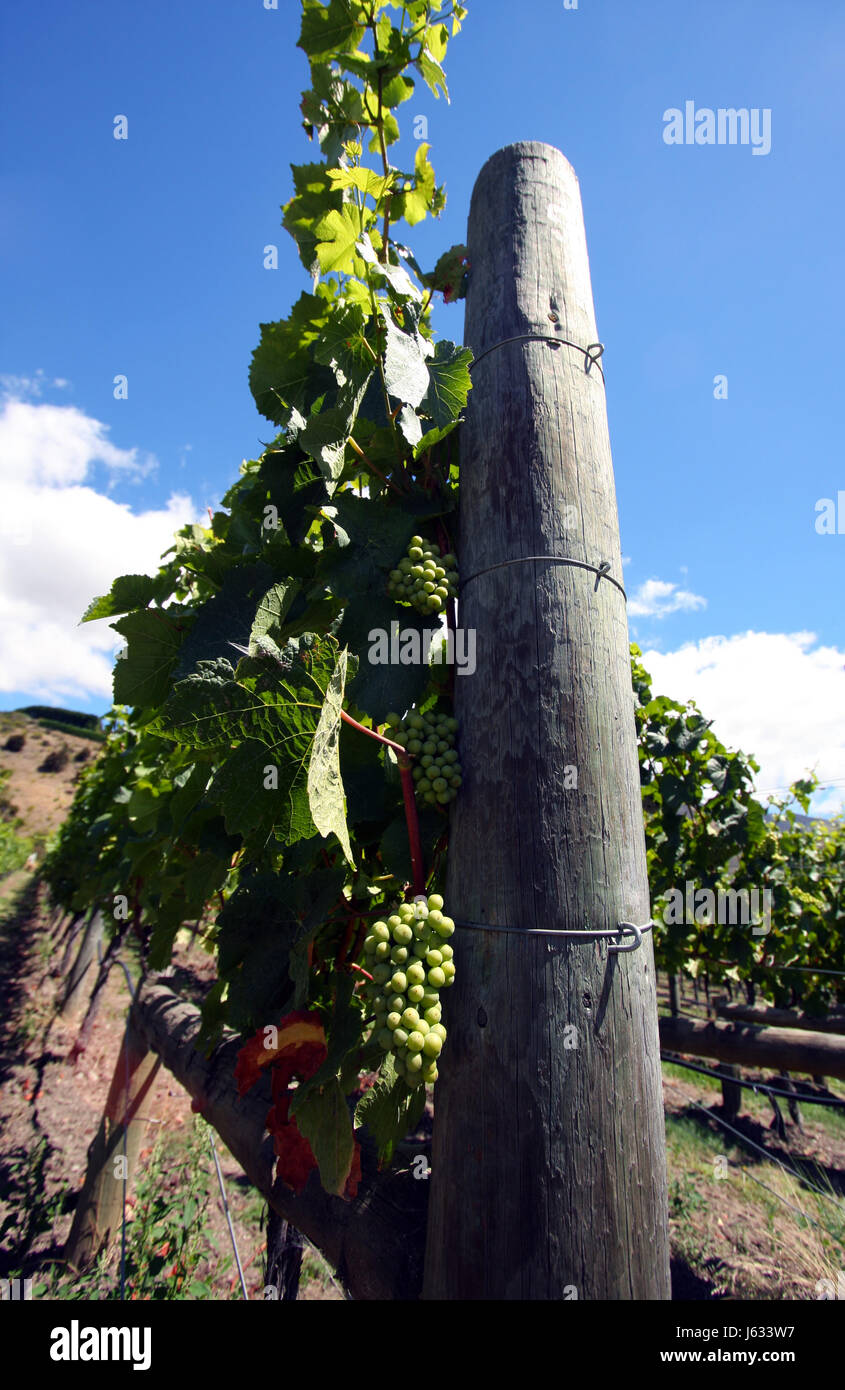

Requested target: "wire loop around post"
[
  {"left": 468, "top": 333, "right": 606, "bottom": 382},
  {"left": 453, "top": 919, "right": 655, "bottom": 953}
]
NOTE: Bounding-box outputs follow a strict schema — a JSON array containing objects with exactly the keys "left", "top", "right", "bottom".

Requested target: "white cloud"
[
  {"left": 0, "top": 392, "right": 198, "bottom": 705},
  {"left": 629, "top": 577, "right": 707, "bottom": 619},
  {"left": 0, "top": 398, "right": 155, "bottom": 487},
  {"left": 640, "top": 631, "right": 845, "bottom": 816},
  {"left": 0, "top": 370, "right": 70, "bottom": 401}
]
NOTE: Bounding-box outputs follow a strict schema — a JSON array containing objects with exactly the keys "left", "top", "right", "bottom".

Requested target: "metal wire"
[
  {"left": 208, "top": 1130, "right": 249, "bottom": 1300},
  {"left": 660, "top": 1052, "right": 845, "bottom": 1109},
  {"left": 662, "top": 1079, "right": 842, "bottom": 1209},
  {"left": 453, "top": 918, "right": 654, "bottom": 954},
  {"left": 459, "top": 554, "right": 626, "bottom": 600},
  {"left": 469, "top": 333, "right": 606, "bottom": 381}
]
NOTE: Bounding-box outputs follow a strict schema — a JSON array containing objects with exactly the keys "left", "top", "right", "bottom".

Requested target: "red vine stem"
[
  {"left": 340, "top": 709, "right": 405, "bottom": 756},
  {"left": 398, "top": 757, "right": 426, "bottom": 897},
  {"left": 348, "top": 961, "right": 374, "bottom": 983},
  {"left": 339, "top": 710, "right": 426, "bottom": 896},
  {"left": 336, "top": 915, "right": 357, "bottom": 970}
]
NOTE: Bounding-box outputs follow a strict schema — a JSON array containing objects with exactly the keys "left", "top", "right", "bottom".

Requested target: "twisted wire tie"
[
  {"left": 453, "top": 920, "right": 655, "bottom": 954},
  {"left": 469, "top": 333, "right": 605, "bottom": 381},
  {"left": 459, "top": 555, "right": 626, "bottom": 600}
]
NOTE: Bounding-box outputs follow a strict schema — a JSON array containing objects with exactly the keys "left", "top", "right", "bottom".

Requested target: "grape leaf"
[
  {"left": 314, "top": 206, "right": 368, "bottom": 277},
  {"left": 295, "top": 1078, "right": 356, "bottom": 1197},
  {"left": 420, "top": 339, "right": 473, "bottom": 428},
  {"left": 354, "top": 1055, "right": 425, "bottom": 1166},
  {"left": 298, "top": 0, "right": 366, "bottom": 60},
  {"left": 82, "top": 573, "right": 158, "bottom": 623},
  {"left": 307, "top": 647, "right": 355, "bottom": 866},
  {"left": 382, "top": 311, "right": 432, "bottom": 408},
  {"left": 111, "top": 609, "right": 189, "bottom": 709}
]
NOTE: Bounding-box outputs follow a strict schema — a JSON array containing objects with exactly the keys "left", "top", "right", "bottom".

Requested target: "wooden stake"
[
  {"left": 64, "top": 1006, "right": 160, "bottom": 1271},
  {"left": 423, "top": 143, "right": 670, "bottom": 1300}
]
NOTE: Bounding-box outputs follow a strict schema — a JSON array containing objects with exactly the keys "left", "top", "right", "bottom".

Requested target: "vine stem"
[
  {"left": 348, "top": 436, "right": 403, "bottom": 496},
  {"left": 339, "top": 710, "right": 426, "bottom": 896},
  {"left": 339, "top": 709, "right": 404, "bottom": 755},
  {"left": 399, "top": 758, "right": 426, "bottom": 897}
]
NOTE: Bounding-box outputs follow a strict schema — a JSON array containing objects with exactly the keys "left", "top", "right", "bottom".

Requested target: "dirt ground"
[{"left": 0, "top": 713, "right": 96, "bottom": 841}]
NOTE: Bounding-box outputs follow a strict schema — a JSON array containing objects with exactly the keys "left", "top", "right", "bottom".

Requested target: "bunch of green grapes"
[
  {"left": 384, "top": 706, "right": 461, "bottom": 807},
  {"left": 387, "top": 535, "right": 458, "bottom": 615},
  {"left": 362, "top": 893, "right": 456, "bottom": 1087}
]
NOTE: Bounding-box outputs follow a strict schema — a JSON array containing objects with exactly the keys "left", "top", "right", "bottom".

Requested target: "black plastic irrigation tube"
[{"left": 660, "top": 1052, "right": 845, "bottom": 1109}]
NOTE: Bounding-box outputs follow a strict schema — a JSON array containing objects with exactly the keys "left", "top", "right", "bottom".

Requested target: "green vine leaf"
[
  {"left": 308, "top": 647, "right": 355, "bottom": 866},
  {"left": 421, "top": 340, "right": 473, "bottom": 428},
  {"left": 354, "top": 1055, "right": 426, "bottom": 1166},
  {"left": 295, "top": 1078, "right": 356, "bottom": 1197}
]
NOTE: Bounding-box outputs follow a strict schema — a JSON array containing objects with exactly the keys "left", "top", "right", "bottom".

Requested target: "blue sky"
[{"left": 1, "top": 0, "right": 843, "bottom": 811}]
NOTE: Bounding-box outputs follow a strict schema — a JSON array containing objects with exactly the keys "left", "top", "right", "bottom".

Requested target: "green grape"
[
  {"left": 412, "top": 939, "right": 429, "bottom": 958},
  {"left": 423, "top": 1033, "right": 443, "bottom": 1058},
  {"left": 427, "top": 966, "right": 446, "bottom": 988},
  {"left": 388, "top": 994, "right": 405, "bottom": 1013},
  {"left": 401, "top": 1007, "right": 420, "bottom": 1029},
  {"left": 406, "top": 961, "right": 426, "bottom": 986},
  {"left": 421, "top": 991, "right": 439, "bottom": 1011},
  {"left": 387, "top": 1011, "right": 402, "bottom": 1030},
  {"left": 421, "top": 1062, "right": 439, "bottom": 1084},
  {"left": 372, "top": 963, "right": 391, "bottom": 984},
  {"left": 442, "top": 960, "right": 456, "bottom": 980},
  {"left": 374, "top": 941, "right": 391, "bottom": 960},
  {"left": 385, "top": 711, "right": 402, "bottom": 727},
  {"left": 373, "top": 922, "right": 390, "bottom": 943},
  {"left": 378, "top": 1028, "right": 394, "bottom": 1050},
  {"left": 393, "top": 922, "right": 413, "bottom": 945},
  {"left": 423, "top": 1004, "right": 442, "bottom": 1025},
  {"left": 390, "top": 945, "right": 409, "bottom": 965},
  {"left": 363, "top": 935, "right": 376, "bottom": 954},
  {"left": 434, "top": 916, "right": 455, "bottom": 939},
  {"left": 393, "top": 1027, "right": 409, "bottom": 1047},
  {"left": 427, "top": 894, "right": 444, "bottom": 912},
  {"left": 407, "top": 983, "right": 425, "bottom": 1003},
  {"left": 406, "top": 1031, "right": 425, "bottom": 1053},
  {"left": 426, "top": 949, "right": 443, "bottom": 967},
  {"left": 431, "top": 1023, "right": 447, "bottom": 1042},
  {"left": 406, "top": 1054, "right": 424, "bottom": 1075},
  {"left": 439, "top": 943, "right": 454, "bottom": 961}
]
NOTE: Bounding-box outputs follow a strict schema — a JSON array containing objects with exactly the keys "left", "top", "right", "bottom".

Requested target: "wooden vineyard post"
[
  {"left": 423, "top": 143, "right": 671, "bottom": 1300},
  {"left": 60, "top": 910, "right": 104, "bottom": 1019},
  {"left": 64, "top": 1005, "right": 161, "bottom": 1271}
]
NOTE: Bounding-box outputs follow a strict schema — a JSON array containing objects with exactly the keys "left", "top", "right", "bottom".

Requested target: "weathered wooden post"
[
  {"left": 423, "top": 143, "right": 671, "bottom": 1300},
  {"left": 65, "top": 1007, "right": 160, "bottom": 1271}
]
